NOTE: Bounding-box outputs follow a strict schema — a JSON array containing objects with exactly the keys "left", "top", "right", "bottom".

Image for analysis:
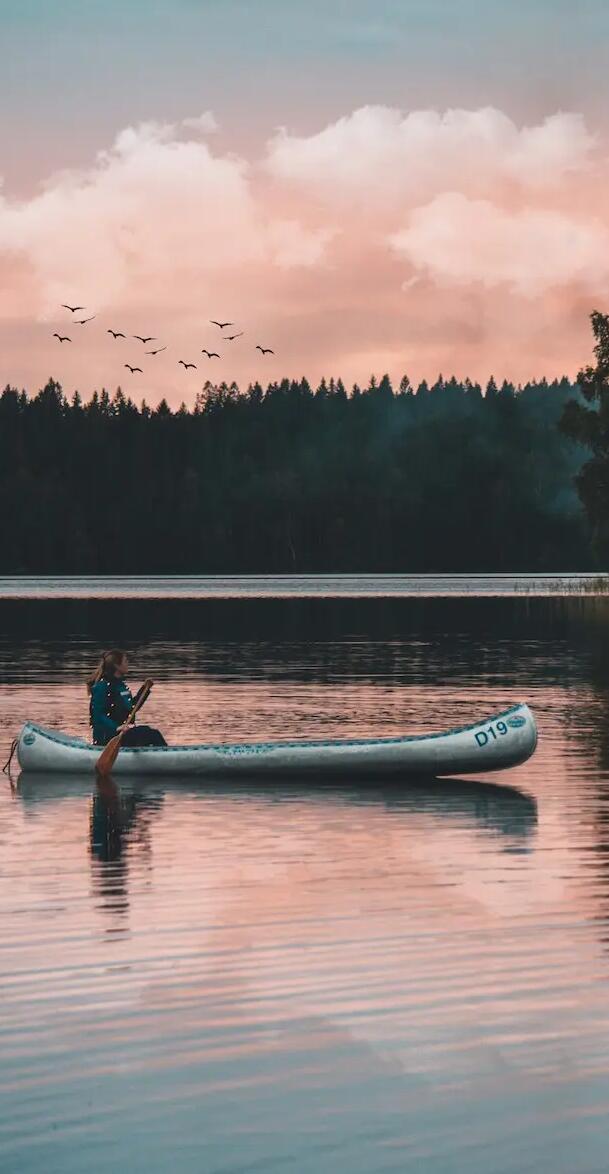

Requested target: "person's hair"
[{"left": 86, "top": 649, "right": 126, "bottom": 694}]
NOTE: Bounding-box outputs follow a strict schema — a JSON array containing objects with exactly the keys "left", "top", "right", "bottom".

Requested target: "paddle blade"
[{"left": 95, "top": 732, "right": 123, "bottom": 776}]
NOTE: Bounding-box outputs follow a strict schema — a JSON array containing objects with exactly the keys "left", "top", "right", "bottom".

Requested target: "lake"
[{"left": 2, "top": 587, "right": 609, "bottom": 1172}]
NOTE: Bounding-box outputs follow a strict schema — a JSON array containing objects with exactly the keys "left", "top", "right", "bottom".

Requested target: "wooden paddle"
[{"left": 95, "top": 679, "right": 153, "bottom": 777}]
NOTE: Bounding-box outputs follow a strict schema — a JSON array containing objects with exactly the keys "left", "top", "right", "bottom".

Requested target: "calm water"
[{"left": 2, "top": 593, "right": 609, "bottom": 1172}]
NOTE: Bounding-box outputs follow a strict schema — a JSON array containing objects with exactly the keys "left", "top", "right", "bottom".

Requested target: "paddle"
[{"left": 95, "top": 679, "right": 153, "bottom": 777}]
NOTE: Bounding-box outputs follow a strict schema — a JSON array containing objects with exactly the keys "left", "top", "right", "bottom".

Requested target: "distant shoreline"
[{"left": 0, "top": 573, "right": 607, "bottom": 600}]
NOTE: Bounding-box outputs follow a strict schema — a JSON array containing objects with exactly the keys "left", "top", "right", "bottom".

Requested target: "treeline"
[{"left": 0, "top": 373, "right": 592, "bottom": 572}]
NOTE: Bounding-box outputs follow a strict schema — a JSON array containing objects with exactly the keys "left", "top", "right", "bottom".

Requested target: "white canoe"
[{"left": 16, "top": 703, "right": 537, "bottom": 778}]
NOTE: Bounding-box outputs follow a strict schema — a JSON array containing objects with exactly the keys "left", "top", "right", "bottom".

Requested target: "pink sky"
[{"left": 1, "top": 105, "right": 607, "bottom": 406}]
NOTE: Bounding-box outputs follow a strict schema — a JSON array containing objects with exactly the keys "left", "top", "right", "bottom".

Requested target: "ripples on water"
[{"left": 2, "top": 594, "right": 609, "bottom": 1172}]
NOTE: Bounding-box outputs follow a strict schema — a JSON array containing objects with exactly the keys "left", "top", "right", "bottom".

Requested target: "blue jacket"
[{"left": 90, "top": 676, "right": 134, "bottom": 746}]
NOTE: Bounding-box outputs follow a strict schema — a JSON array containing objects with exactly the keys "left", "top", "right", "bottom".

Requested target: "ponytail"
[{"left": 86, "top": 649, "right": 126, "bottom": 694}]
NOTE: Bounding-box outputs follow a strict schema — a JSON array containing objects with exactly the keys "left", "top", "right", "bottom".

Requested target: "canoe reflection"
[{"left": 16, "top": 772, "right": 537, "bottom": 842}]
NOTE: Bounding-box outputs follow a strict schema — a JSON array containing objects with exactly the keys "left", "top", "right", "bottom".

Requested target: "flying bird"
[
  {"left": 134, "top": 335, "right": 156, "bottom": 344},
  {"left": 108, "top": 330, "right": 126, "bottom": 339},
  {"left": 256, "top": 346, "right": 274, "bottom": 354},
  {"left": 146, "top": 346, "right": 167, "bottom": 355},
  {"left": 61, "top": 304, "right": 84, "bottom": 313},
  {"left": 125, "top": 364, "right": 143, "bottom": 374},
  {"left": 224, "top": 333, "right": 244, "bottom": 341},
  {"left": 210, "top": 320, "right": 233, "bottom": 329},
  {"left": 202, "top": 349, "right": 220, "bottom": 358},
  {"left": 76, "top": 316, "right": 96, "bottom": 325},
  {"left": 53, "top": 333, "right": 71, "bottom": 342},
  {"left": 179, "top": 360, "right": 197, "bottom": 369}
]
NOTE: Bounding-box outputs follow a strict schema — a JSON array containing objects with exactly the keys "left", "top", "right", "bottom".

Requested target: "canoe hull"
[{"left": 16, "top": 703, "right": 537, "bottom": 778}]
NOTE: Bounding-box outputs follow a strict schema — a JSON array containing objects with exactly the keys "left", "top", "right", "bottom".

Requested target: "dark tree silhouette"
[
  {"left": 561, "top": 311, "right": 609, "bottom": 557},
  {"left": 0, "top": 370, "right": 591, "bottom": 573}
]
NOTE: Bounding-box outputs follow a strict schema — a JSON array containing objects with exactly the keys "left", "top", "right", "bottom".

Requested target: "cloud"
[
  {"left": 181, "top": 111, "right": 219, "bottom": 135},
  {"left": 267, "top": 220, "right": 336, "bottom": 268},
  {"left": 0, "top": 118, "right": 333, "bottom": 318},
  {"left": 0, "top": 104, "right": 607, "bottom": 399},
  {"left": 266, "top": 106, "right": 596, "bottom": 205},
  {"left": 389, "top": 193, "right": 609, "bottom": 296}
]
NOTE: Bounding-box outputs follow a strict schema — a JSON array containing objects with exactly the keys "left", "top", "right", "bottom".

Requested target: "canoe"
[{"left": 15, "top": 703, "right": 537, "bottom": 778}]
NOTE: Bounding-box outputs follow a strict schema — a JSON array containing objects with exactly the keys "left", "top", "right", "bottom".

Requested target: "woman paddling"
[{"left": 87, "top": 649, "right": 167, "bottom": 748}]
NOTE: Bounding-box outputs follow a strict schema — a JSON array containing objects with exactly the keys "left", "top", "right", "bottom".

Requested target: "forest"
[{"left": 0, "top": 371, "right": 594, "bottom": 573}]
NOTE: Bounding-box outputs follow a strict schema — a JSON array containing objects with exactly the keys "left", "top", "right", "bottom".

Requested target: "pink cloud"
[
  {"left": 390, "top": 193, "right": 609, "bottom": 296},
  {"left": 0, "top": 120, "right": 329, "bottom": 319},
  {"left": 0, "top": 106, "right": 606, "bottom": 402},
  {"left": 266, "top": 106, "right": 596, "bottom": 205}
]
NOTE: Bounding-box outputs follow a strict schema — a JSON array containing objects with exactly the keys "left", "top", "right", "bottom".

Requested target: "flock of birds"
[{"left": 52, "top": 305, "right": 275, "bottom": 378}]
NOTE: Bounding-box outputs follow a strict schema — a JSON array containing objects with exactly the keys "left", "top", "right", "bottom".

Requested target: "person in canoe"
[{"left": 87, "top": 649, "right": 167, "bottom": 747}]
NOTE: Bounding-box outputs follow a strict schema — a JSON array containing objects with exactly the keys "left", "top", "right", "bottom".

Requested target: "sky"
[{"left": 1, "top": 0, "right": 609, "bottom": 404}]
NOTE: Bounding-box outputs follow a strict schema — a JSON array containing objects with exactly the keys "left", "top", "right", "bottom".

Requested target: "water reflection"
[
  {"left": 17, "top": 772, "right": 537, "bottom": 843},
  {"left": 90, "top": 778, "right": 137, "bottom": 863},
  {"left": 87, "top": 779, "right": 163, "bottom": 938},
  {"left": 1, "top": 593, "right": 607, "bottom": 683}
]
